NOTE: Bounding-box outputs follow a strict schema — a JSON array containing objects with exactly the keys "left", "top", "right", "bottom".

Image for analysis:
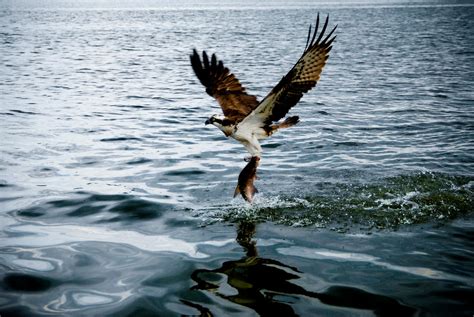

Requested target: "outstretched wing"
[
  {"left": 190, "top": 49, "right": 259, "bottom": 123},
  {"left": 240, "top": 14, "right": 336, "bottom": 127}
]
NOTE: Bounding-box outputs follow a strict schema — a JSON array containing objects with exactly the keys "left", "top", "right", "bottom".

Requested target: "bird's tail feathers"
[{"left": 277, "top": 116, "right": 300, "bottom": 129}]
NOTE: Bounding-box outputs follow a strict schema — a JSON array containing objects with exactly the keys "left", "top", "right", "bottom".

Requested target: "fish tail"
[{"left": 233, "top": 184, "right": 241, "bottom": 198}]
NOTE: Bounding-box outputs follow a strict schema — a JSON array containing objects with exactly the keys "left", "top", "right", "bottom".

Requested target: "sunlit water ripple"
[{"left": 1, "top": 1, "right": 473, "bottom": 316}]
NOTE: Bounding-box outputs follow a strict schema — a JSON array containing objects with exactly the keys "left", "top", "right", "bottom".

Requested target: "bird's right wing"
[
  {"left": 239, "top": 14, "right": 336, "bottom": 129},
  {"left": 190, "top": 49, "right": 260, "bottom": 123}
]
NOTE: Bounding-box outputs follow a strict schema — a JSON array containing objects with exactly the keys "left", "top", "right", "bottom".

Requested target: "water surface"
[{"left": 1, "top": 1, "right": 473, "bottom": 316}]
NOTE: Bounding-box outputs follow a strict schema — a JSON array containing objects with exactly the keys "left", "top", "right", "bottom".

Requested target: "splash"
[{"left": 196, "top": 172, "right": 473, "bottom": 230}]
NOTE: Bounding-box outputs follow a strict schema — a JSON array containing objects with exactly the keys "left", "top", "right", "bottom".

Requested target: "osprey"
[{"left": 191, "top": 14, "right": 337, "bottom": 158}]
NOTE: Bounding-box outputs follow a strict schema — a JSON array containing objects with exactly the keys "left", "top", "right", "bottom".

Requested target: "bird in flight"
[{"left": 191, "top": 14, "right": 337, "bottom": 160}]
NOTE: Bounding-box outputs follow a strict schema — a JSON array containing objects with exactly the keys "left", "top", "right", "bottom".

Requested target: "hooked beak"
[{"left": 205, "top": 118, "right": 211, "bottom": 125}]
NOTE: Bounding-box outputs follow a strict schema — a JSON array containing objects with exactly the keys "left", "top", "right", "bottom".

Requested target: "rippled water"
[{"left": 1, "top": 1, "right": 474, "bottom": 316}]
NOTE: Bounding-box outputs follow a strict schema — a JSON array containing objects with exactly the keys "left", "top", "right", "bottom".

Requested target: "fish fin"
[
  {"left": 233, "top": 184, "right": 240, "bottom": 198},
  {"left": 253, "top": 186, "right": 259, "bottom": 194}
]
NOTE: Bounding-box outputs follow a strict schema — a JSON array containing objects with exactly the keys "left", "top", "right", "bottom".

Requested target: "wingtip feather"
[
  {"left": 312, "top": 14, "right": 320, "bottom": 45},
  {"left": 315, "top": 14, "right": 329, "bottom": 45},
  {"left": 305, "top": 24, "right": 312, "bottom": 51},
  {"left": 202, "top": 50, "right": 210, "bottom": 69}
]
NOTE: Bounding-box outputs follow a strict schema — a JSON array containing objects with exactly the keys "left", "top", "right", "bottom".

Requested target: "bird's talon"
[{"left": 244, "top": 156, "right": 261, "bottom": 162}]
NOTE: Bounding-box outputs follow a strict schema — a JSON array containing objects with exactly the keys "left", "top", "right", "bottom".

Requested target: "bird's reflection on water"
[{"left": 186, "top": 221, "right": 417, "bottom": 316}]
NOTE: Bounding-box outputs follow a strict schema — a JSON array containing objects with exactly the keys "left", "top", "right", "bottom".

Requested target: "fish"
[{"left": 234, "top": 156, "right": 260, "bottom": 203}]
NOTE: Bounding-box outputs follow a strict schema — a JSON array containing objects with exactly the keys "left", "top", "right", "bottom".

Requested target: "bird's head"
[{"left": 205, "top": 114, "right": 234, "bottom": 136}]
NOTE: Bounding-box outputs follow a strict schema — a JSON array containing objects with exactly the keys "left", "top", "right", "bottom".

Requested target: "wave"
[{"left": 195, "top": 172, "right": 473, "bottom": 231}]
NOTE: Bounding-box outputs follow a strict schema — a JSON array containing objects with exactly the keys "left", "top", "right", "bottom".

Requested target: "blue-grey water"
[{"left": 1, "top": 1, "right": 474, "bottom": 316}]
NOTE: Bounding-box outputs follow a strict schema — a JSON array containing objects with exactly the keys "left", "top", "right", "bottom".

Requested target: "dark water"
[{"left": 1, "top": 1, "right": 474, "bottom": 316}]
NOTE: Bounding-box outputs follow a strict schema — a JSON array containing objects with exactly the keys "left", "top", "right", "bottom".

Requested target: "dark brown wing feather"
[
  {"left": 190, "top": 49, "right": 259, "bottom": 123},
  {"left": 254, "top": 14, "right": 337, "bottom": 125}
]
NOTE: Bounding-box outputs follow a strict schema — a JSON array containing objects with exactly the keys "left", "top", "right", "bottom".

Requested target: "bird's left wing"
[
  {"left": 190, "top": 49, "right": 260, "bottom": 123},
  {"left": 239, "top": 14, "right": 336, "bottom": 128}
]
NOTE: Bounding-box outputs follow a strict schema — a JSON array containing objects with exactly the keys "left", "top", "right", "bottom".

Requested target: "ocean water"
[{"left": 1, "top": 1, "right": 474, "bottom": 316}]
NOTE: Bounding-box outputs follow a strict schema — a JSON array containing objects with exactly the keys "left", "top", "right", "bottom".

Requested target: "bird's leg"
[{"left": 244, "top": 155, "right": 261, "bottom": 162}]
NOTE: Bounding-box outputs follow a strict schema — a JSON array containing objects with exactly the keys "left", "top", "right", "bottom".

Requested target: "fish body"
[{"left": 234, "top": 156, "right": 260, "bottom": 203}]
